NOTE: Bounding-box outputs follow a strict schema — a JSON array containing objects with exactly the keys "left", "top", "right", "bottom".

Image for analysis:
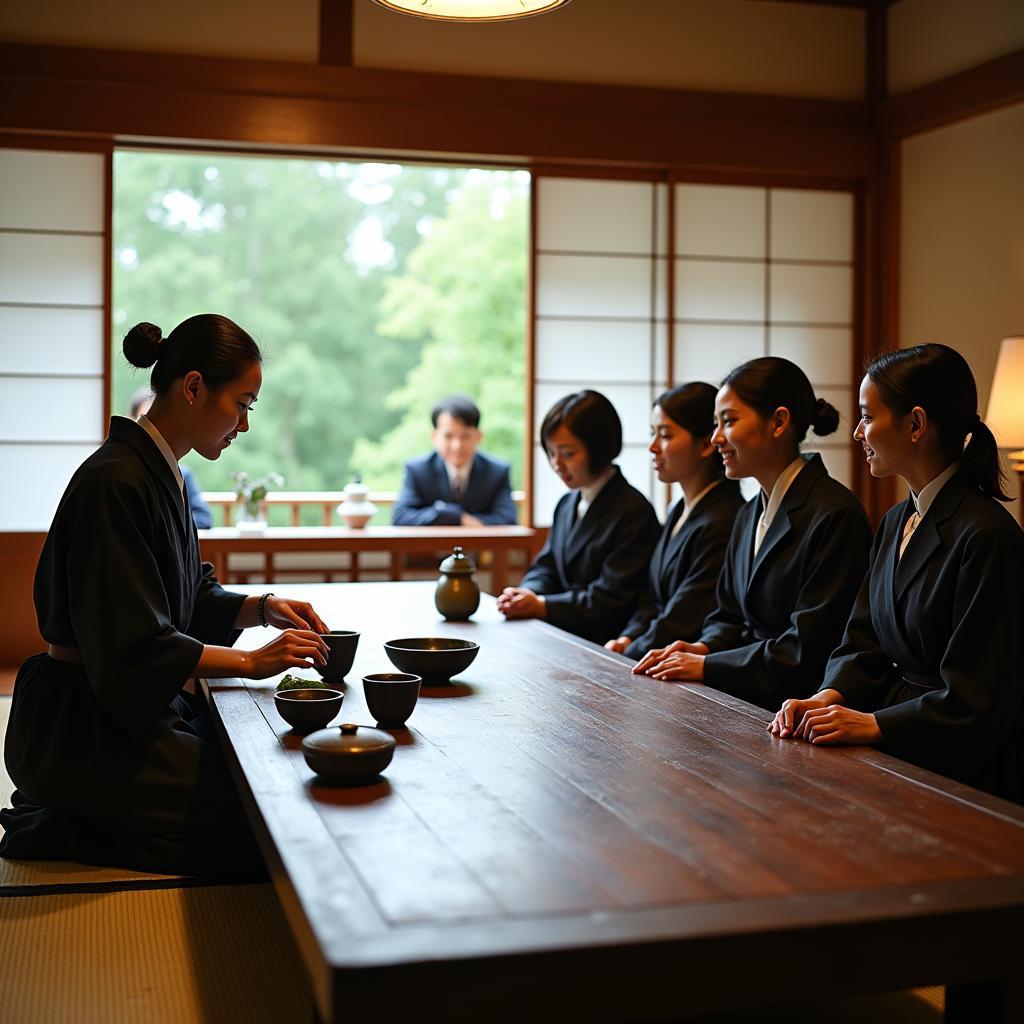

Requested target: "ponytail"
[{"left": 962, "top": 417, "right": 1011, "bottom": 502}]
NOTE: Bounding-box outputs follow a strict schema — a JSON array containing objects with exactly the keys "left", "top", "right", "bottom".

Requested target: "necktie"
[
  {"left": 452, "top": 476, "right": 464, "bottom": 502},
  {"left": 898, "top": 510, "right": 921, "bottom": 561}
]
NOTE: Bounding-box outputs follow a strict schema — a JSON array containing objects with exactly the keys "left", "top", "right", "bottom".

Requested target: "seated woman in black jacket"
[
  {"left": 770, "top": 344, "right": 1024, "bottom": 803},
  {"left": 605, "top": 382, "right": 743, "bottom": 660},
  {"left": 498, "top": 389, "right": 660, "bottom": 644},
  {"left": 634, "top": 357, "right": 872, "bottom": 711}
]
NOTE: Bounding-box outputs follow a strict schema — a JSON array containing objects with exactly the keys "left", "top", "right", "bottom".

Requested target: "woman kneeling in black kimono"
[
  {"left": 0, "top": 314, "right": 332, "bottom": 875},
  {"left": 605, "top": 383, "right": 743, "bottom": 661},
  {"left": 770, "top": 344, "right": 1024, "bottom": 803},
  {"left": 633, "top": 357, "right": 872, "bottom": 711},
  {"left": 497, "top": 390, "right": 660, "bottom": 644}
]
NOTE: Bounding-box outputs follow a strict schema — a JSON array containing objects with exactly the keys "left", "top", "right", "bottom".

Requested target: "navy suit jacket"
[
  {"left": 521, "top": 466, "right": 661, "bottom": 644},
  {"left": 822, "top": 473, "right": 1024, "bottom": 802},
  {"left": 622, "top": 479, "right": 744, "bottom": 659},
  {"left": 182, "top": 467, "right": 212, "bottom": 529},
  {"left": 392, "top": 451, "right": 516, "bottom": 526},
  {"left": 699, "top": 454, "right": 872, "bottom": 711}
]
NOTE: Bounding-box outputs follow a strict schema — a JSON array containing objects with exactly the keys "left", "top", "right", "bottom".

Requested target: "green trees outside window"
[{"left": 112, "top": 152, "right": 528, "bottom": 522}]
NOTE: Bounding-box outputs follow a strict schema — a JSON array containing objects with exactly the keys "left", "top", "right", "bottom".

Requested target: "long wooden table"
[
  {"left": 197, "top": 525, "right": 538, "bottom": 593},
  {"left": 205, "top": 583, "right": 1024, "bottom": 1023}
]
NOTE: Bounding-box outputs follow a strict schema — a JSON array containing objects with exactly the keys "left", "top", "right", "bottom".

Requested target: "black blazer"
[
  {"left": 700, "top": 454, "right": 872, "bottom": 711},
  {"left": 822, "top": 473, "right": 1024, "bottom": 803},
  {"left": 622, "top": 480, "right": 744, "bottom": 659},
  {"left": 392, "top": 450, "right": 516, "bottom": 526},
  {"left": 521, "top": 466, "right": 661, "bottom": 644}
]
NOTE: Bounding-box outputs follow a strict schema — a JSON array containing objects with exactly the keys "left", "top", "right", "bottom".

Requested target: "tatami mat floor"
[{"left": 0, "top": 695, "right": 944, "bottom": 1023}]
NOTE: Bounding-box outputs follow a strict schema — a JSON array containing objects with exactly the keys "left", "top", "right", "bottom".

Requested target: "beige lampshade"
[
  {"left": 371, "top": 0, "right": 571, "bottom": 21},
  {"left": 986, "top": 335, "right": 1024, "bottom": 449}
]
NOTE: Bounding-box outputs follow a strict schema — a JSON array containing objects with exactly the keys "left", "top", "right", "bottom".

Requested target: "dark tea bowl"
[
  {"left": 274, "top": 688, "right": 344, "bottom": 734},
  {"left": 363, "top": 672, "right": 422, "bottom": 728},
  {"left": 383, "top": 637, "right": 479, "bottom": 686},
  {"left": 316, "top": 630, "right": 360, "bottom": 684}
]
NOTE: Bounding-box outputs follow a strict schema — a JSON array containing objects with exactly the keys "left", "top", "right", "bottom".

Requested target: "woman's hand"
[
  {"left": 643, "top": 652, "right": 705, "bottom": 682},
  {"left": 794, "top": 705, "right": 882, "bottom": 747},
  {"left": 604, "top": 637, "right": 632, "bottom": 654},
  {"left": 768, "top": 688, "right": 845, "bottom": 739},
  {"left": 264, "top": 597, "right": 329, "bottom": 634},
  {"left": 245, "top": 629, "right": 329, "bottom": 679},
  {"left": 497, "top": 587, "right": 546, "bottom": 619},
  {"left": 632, "top": 640, "right": 709, "bottom": 676}
]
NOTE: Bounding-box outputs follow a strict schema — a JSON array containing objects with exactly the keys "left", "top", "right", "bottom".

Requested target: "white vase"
[
  {"left": 236, "top": 498, "right": 268, "bottom": 532},
  {"left": 337, "top": 480, "right": 377, "bottom": 529}
]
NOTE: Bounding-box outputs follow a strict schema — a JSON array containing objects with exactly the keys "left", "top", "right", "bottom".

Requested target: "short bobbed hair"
[{"left": 540, "top": 390, "right": 622, "bottom": 475}]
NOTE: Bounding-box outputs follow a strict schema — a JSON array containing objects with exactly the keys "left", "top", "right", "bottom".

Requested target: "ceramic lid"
[
  {"left": 302, "top": 722, "right": 396, "bottom": 759},
  {"left": 439, "top": 545, "right": 476, "bottom": 574}
]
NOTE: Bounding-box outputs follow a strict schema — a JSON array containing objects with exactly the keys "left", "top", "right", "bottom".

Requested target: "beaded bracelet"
[{"left": 257, "top": 592, "right": 275, "bottom": 627}]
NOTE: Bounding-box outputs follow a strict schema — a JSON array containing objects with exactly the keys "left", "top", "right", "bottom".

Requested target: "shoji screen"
[
  {"left": 532, "top": 176, "right": 856, "bottom": 526},
  {"left": 532, "top": 177, "right": 667, "bottom": 527},
  {"left": 673, "top": 183, "right": 855, "bottom": 493},
  {"left": 0, "top": 147, "right": 108, "bottom": 531}
]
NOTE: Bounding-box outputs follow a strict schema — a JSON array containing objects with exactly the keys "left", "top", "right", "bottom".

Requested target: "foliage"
[
  {"left": 230, "top": 470, "right": 284, "bottom": 517},
  {"left": 112, "top": 153, "right": 527, "bottom": 503},
  {"left": 352, "top": 183, "right": 528, "bottom": 490}
]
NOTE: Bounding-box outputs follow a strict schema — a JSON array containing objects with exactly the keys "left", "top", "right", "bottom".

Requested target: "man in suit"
[{"left": 392, "top": 395, "right": 516, "bottom": 526}]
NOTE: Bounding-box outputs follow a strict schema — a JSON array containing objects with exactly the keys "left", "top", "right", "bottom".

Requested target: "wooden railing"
[{"left": 203, "top": 490, "right": 527, "bottom": 527}]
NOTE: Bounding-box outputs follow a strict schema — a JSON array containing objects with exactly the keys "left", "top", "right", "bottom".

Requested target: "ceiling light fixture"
[{"left": 371, "top": 0, "right": 572, "bottom": 23}]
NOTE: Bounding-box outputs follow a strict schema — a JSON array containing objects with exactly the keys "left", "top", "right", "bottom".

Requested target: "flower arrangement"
[{"left": 230, "top": 471, "right": 284, "bottom": 528}]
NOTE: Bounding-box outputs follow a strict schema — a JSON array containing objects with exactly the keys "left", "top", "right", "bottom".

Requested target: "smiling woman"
[
  {"left": 0, "top": 313, "right": 334, "bottom": 875},
  {"left": 633, "top": 358, "right": 872, "bottom": 711}
]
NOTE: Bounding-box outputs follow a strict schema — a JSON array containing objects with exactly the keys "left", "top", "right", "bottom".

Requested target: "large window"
[{"left": 112, "top": 151, "right": 529, "bottom": 519}]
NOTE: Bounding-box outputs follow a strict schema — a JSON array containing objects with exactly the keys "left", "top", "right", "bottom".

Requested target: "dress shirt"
[
  {"left": 445, "top": 457, "right": 474, "bottom": 502},
  {"left": 577, "top": 466, "right": 616, "bottom": 520},
  {"left": 670, "top": 479, "right": 722, "bottom": 538},
  {"left": 135, "top": 414, "right": 184, "bottom": 496},
  {"left": 754, "top": 455, "right": 808, "bottom": 556},
  {"left": 899, "top": 461, "right": 960, "bottom": 560}
]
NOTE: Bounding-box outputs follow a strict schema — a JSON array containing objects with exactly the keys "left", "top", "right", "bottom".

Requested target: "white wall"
[
  {"left": 889, "top": 0, "right": 1024, "bottom": 94},
  {"left": 355, "top": 0, "right": 865, "bottom": 98},
  {"left": 900, "top": 101, "right": 1024, "bottom": 522},
  {"left": 0, "top": 0, "right": 866, "bottom": 99},
  {"left": 0, "top": 0, "right": 320, "bottom": 61}
]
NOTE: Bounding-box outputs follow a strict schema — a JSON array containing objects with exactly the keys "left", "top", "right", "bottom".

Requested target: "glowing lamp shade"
[
  {"left": 371, "top": 0, "right": 572, "bottom": 22},
  {"left": 986, "top": 335, "right": 1024, "bottom": 451}
]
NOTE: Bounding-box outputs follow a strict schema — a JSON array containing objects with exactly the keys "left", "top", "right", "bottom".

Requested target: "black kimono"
[
  {"left": 0, "top": 418, "right": 261, "bottom": 875},
  {"left": 622, "top": 480, "right": 744, "bottom": 660},
  {"left": 521, "top": 466, "right": 661, "bottom": 644},
  {"left": 699, "top": 453, "right": 872, "bottom": 711},
  {"left": 822, "top": 473, "right": 1024, "bottom": 802}
]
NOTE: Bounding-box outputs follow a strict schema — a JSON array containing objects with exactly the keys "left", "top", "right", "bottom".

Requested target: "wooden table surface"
[
  {"left": 197, "top": 525, "right": 538, "bottom": 592},
  {"left": 205, "top": 582, "right": 1024, "bottom": 1023}
]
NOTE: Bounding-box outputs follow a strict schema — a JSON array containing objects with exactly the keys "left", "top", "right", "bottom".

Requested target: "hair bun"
[
  {"left": 810, "top": 397, "right": 840, "bottom": 437},
  {"left": 122, "top": 322, "right": 165, "bottom": 369}
]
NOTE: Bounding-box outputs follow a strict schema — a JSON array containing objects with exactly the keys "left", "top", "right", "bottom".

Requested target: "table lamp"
[{"left": 985, "top": 334, "right": 1024, "bottom": 523}]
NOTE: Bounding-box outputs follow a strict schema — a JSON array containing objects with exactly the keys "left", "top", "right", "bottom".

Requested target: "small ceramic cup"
[
  {"left": 362, "top": 672, "right": 422, "bottom": 728},
  {"left": 274, "top": 688, "right": 344, "bottom": 734},
  {"left": 316, "top": 630, "right": 360, "bottom": 684}
]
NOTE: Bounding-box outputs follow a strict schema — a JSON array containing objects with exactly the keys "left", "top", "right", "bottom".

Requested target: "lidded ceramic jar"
[
  {"left": 301, "top": 722, "right": 396, "bottom": 782},
  {"left": 337, "top": 472, "right": 377, "bottom": 529},
  {"left": 434, "top": 545, "right": 480, "bottom": 621}
]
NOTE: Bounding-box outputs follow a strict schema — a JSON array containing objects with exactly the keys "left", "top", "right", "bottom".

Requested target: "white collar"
[
  {"left": 580, "top": 465, "right": 616, "bottom": 510},
  {"left": 912, "top": 461, "right": 959, "bottom": 520},
  {"left": 759, "top": 455, "right": 807, "bottom": 528},
  {"left": 683, "top": 478, "right": 720, "bottom": 517},
  {"left": 136, "top": 414, "right": 184, "bottom": 494}
]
